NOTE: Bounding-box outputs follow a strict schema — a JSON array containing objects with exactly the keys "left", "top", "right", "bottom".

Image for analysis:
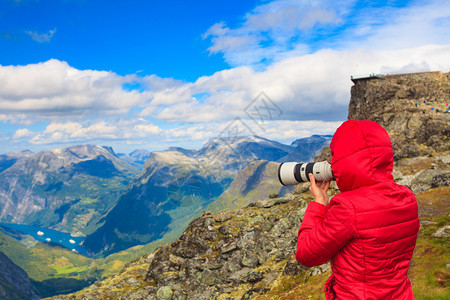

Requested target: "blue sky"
[
  {"left": 0, "top": 0, "right": 257, "bottom": 80},
  {"left": 1, "top": 0, "right": 449, "bottom": 154}
]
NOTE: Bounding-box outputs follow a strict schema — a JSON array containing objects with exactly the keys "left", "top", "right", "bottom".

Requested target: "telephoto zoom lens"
[{"left": 278, "top": 161, "right": 334, "bottom": 186}]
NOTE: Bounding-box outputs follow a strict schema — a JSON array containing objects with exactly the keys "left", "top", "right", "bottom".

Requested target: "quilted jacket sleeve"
[{"left": 296, "top": 199, "right": 355, "bottom": 267}]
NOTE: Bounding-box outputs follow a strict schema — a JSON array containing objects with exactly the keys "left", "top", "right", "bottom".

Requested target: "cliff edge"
[{"left": 348, "top": 71, "right": 449, "bottom": 159}]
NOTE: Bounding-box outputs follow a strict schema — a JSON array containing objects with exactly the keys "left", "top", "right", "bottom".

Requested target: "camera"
[{"left": 278, "top": 161, "right": 334, "bottom": 186}]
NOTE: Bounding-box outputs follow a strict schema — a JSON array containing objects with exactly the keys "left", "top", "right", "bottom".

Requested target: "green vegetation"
[
  {"left": 409, "top": 213, "right": 450, "bottom": 299},
  {"left": 0, "top": 231, "right": 93, "bottom": 280}
]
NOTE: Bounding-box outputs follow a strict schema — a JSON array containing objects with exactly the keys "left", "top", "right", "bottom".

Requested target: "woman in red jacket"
[{"left": 296, "top": 120, "right": 420, "bottom": 299}]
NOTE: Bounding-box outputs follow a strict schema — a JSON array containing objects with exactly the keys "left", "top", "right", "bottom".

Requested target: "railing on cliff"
[{"left": 351, "top": 73, "right": 386, "bottom": 83}]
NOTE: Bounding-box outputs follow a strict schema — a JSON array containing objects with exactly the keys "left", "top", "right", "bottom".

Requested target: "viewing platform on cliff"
[{"left": 351, "top": 73, "right": 386, "bottom": 83}]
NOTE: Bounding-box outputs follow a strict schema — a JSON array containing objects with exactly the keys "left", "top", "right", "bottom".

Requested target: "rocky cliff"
[{"left": 348, "top": 71, "right": 449, "bottom": 159}]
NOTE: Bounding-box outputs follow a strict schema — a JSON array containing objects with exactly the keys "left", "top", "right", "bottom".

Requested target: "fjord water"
[{"left": 0, "top": 222, "right": 89, "bottom": 256}]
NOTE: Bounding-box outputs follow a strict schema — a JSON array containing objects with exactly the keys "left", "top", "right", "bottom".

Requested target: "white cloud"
[
  {"left": 203, "top": 0, "right": 450, "bottom": 67},
  {"left": 262, "top": 120, "right": 342, "bottom": 141},
  {"left": 13, "top": 128, "right": 33, "bottom": 139},
  {"left": 25, "top": 28, "right": 57, "bottom": 43},
  {"left": 27, "top": 119, "right": 164, "bottom": 146},
  {"left": 0, "top": 59, "right": 154, "bottom": 123},
  {"left": 203, "top": 0, "right": 351, "bottom": 66},
  {"left": 339, "top": 0, "right": 450, "bottom": 51},
  {"left": 141, "top": 44, "right": 450, "bottom": 125}
]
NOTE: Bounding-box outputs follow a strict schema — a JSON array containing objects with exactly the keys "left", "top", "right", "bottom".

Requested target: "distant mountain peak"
[
  {"left": 117, "top": 149, "right": 151, "bottom": 169},
  {"left": 291, "top": 134, "right": 332, "bottom": 148}
]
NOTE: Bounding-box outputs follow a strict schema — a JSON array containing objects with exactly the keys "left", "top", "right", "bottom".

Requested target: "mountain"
[
  {"left": 82, "top": 135, "right": 331, "bottom": 256},
  {"left": 0, "top": 145, "right": 139, "bottom": 236},
  {"left": 48, "top": 71, "right": 450, "bottom": 300},
  {"left": 289, "top": 134, "right": 332, "bottom": 161},
  {"left": 0, "top": 251, "right": 39, "bottom": 300},
  {"left": 205, "top": 160, "right": 291, "bottom": 213},
  {"left": 116, "top": 149, "right": 151, "bottom": 169}
]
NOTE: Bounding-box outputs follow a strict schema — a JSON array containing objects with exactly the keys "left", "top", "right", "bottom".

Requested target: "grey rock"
[
  {"left": 432, "top": 172, "right": 450, "bottom": 188},
  {"left": 237, "top": 231, "right": 256, "bottom": 249},
  {"left": 270, "top": 218, "right": 290, "bottom": 237},
  {"left": 173, "top": 290, "right": 187, "bottom": 300},
  {"left": 283, "top": 256, "right": 308, "bottom": 276},
  {"left": 199, "top": 268, "right": 220, "bottom": 286},
  {"left": 410, "top": 168, "right": 443, "bottom": 194},
  {"left": 187, "top": 289, "right": 213, "bottom": 300},
  {"left": 125, "top": 277, "right": 140, "bottom": 287},
  {"left": 229, "top": 267, "right": 253, "bottom": 282},
  {"left": 221, "top": 241, "right": 238, "bottom": 253},
  {"left": 260, "top": 272, "right": 279, "bottom": 287},
  {"left": 241, "top": 251, "right": 259, "bottom": 268},
  {"left": 246, "top": 271, "right": 264, "bottom": 283},
  {"left": 226, "top": 252, "right": 243, "bottom": 273},
  {"left": 248, "top": 214, "right": 273, "bottom": 231},
  {"left": 157, "top": 286, "right": 173, "bottom": 300},
  {"left": 433, "top": 225, "right": 450, "bottom": 238},
  {"left": 218, "top": 225, "right": 232, "bottom": 235}
]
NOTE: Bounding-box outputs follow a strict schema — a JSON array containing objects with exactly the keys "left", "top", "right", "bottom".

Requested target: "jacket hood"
[{"left": 330, "top": 120, "right": 394, "bottom": 192}]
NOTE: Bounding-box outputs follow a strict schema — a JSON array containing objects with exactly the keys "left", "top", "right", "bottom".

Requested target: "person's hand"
[{"left": 309, "top": 173, "right": 330, "bottom": 206}]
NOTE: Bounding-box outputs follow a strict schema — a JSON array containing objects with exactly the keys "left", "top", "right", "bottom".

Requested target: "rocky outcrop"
[
  {"left": 0, "top": 251, "right": 39, "bottom": 300},
  {"left": 348, "top": 71, "right": 449, "bottom": 160},
  {"left": 392, "top": 154, "right": 450, "bottom": 194}
]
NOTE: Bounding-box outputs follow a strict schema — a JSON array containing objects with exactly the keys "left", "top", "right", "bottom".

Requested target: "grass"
[
  {"left": 53, "top": 265, "right": 89, "bottom": 276},
  {"left": 409, "top": 214, "right": 450, "bottom": 299}
]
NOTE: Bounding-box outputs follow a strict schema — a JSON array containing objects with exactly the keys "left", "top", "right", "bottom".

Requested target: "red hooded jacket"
[{"left": 296, "top": 120, "right": 420, "bottom": 299}]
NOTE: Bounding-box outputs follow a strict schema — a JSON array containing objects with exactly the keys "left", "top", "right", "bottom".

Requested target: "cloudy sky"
[{"left": 1, "top": 0, "right": 449, "bottom": 154}]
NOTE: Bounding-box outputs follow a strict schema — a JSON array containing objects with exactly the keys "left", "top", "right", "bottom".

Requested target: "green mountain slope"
[{"left": 0, "top": 229, "right": 97, "bottom": 297}]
